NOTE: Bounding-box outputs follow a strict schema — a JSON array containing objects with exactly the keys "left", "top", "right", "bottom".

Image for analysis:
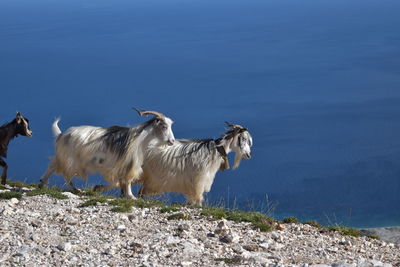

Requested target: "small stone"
[
  {"left": 129, "top": 242, "right": 143, "bottom": 253},
  {"left": 61, "top": 192, "right": 79, "bottom": 199},
  {"left": 178, "top": 223, "right": 190, "bottom": 231},
  {"left": 166, "top": 236, "right": 181, "bottom": 245},
  {"left": 242, "top": 244, "right": 259, "bottom": 251},
  {"left": 57, "top": 242, "right": 72, "bottom": 252},
  {"left": 180, "top": 261, "right": 192, "bottom": 266},
  {"left": 116, "top": 224, "right": 126, "bottom": 231},
  {"left": 128, "top": 214, "right": 138, "bottom": 223},
  {"left": 276, "top": 223, "right": 286, "bottom": 230},
  {"left": 271, "top": 232, "right": 280, "bottom": 240},
  {"left": 9, "top": 198, "right": 19, "bottom": 205},
  {"left": 104, "top": 248, "right": 115, "bottom": 255},
  {"left": 220, "top": 232, "right": 240, "bottom": 243}
]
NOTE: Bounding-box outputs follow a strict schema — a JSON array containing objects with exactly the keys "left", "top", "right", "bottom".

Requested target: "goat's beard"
[{"left": 232, "top": 153, "right": 243, "bottom": 170}]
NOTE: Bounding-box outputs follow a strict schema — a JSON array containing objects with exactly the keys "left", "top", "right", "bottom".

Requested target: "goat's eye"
[{"left": 162, "top": 125, "right": 168, "bottom": 130}]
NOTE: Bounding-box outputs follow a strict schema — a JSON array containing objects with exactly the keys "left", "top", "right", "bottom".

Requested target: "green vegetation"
[
  {"left": 201, "top": 206, "right": 275, "bottom": 232},
  {"left": 0, "top": 191, "right": 23, "bottom": 200},
  {"left": 167, "top": 213, "right": 191, "bottom": 220},
  {"left": 328, "top": 225, "right": 361, "bottom": 237},
  {"left": 160, "top": 206, "right": 180, "bottom": 213},
  {"left": 109, "top": 198, "right": 135, "bottom": 212},
  {"left": 282, "top": 216, "right": 299, "bottom": 224},
  {"left": 26, "top": 187, "right": 68, "bottom": 200},
  {"left": 6, "top": 180, "right": 38, "bottom": 189},
  {"left": 79, "top": 197, "right": 109, "bottom": 207},
  {"left": 366, "top": 234, "right": 380, "bottom": 240},
  {"left": 304, "top": 220, "right": 321, "bottom": 228},
  {"left": 1, "top": 181, "right": 378, "bottom": 242}
]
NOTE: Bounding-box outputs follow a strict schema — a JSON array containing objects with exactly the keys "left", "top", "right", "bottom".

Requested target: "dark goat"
[{"left": 0, "top": 112, "right": 32, "bottom": 185}]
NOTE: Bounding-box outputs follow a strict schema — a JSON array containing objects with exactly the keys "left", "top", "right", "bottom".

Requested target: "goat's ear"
[{"left": 16, "top": 112, "right": 22, "bottom": 123}]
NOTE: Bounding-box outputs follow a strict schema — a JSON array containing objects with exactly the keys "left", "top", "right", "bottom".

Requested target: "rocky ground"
[{"left": 0, "top": 185, "right": 399, "bottom": 267}]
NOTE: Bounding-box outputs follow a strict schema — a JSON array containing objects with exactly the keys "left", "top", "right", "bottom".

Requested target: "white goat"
[
  {"left": 138, "top": 122, "right": 253, "bottom": 206},
  {"left": 39, "top": 109, "right": 175, "bottom": 199}
]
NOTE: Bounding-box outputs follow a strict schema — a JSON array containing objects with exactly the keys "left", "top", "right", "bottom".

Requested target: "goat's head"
[
  {"left": 14, "top": 112, "right": 33, "bottom": 137},
  {"left": 133, "top": 108, "right": 175, "bottom": 146},
  {"left": 223, "top": 122, "right": 253, "bottom": 169}
]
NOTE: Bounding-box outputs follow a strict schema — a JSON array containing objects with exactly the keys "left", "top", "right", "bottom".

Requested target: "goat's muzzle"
[
  {"left": 244, "top": 152, "right": 251, "bottom": 159},
  {"left": 167, "top": 139, "right": 175, "bottom": 146}
]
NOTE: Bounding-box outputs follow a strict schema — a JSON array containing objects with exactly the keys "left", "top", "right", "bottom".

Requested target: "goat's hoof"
[
  {"left": 71, "top": 188, "right": 82, "bottom": 194},
  {"left": 93, "top": 185, "right": 102, "bottom": 192},
  {"left": 125, "top": 195, "right": 136, "bottom": 200}
]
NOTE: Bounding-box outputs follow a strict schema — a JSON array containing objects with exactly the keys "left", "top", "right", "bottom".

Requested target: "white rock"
[
  {"left": 61, "top": 192, "right": 79, "bottom": 199},
  {"left": 9, "top": 198, "right": 19, "bottom": 205},
  {"left": 116, "top": 224, "right": 126, "bottom": 231},
  {"left": 166, "top": 236, "right": 181, "bottom": 246}
]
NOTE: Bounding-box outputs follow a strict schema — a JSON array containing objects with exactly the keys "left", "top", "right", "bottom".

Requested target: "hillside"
[{"left": 0, "top": 184, "right": 399, "bottom": 266}]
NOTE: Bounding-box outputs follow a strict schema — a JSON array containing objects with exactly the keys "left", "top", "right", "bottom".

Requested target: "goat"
[
  {"left": 138, "top": 122, "right": 253, "bottom": 206},
  {"left": 0, "top": 112, "right": 33, "bottom": 185},
  {"left": 39, "top": 109, "right": 175, "bottom": 199}
]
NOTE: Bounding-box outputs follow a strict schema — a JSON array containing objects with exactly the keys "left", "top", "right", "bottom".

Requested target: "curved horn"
[
  {"left": 225, "top": 121, "right": 245, "bottom": 130},
  {"left": 132, "top": 108, "right": 165, "bottom": 118}
]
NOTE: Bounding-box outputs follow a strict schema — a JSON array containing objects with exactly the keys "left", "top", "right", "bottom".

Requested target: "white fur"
[
  {"left": 139, "top": 129, "right": 252, "bottom": 205},
  {"left": 40, "top": 116, "right": 175, "bottom": 199}
]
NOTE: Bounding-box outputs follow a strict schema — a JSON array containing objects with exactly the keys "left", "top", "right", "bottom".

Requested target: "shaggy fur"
[
  {"left": 138, "top": 126, "right": 253, "bottom": 205},
  {"left": 39, "top": 113, "right": 175, "bottom": 199}
]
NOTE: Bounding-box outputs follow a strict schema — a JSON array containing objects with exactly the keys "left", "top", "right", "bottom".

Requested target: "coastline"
[{"left": 359, "top": 226, "right": 400, "bottom": 245}]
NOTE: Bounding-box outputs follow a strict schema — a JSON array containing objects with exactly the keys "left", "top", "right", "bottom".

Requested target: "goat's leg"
[
  {"left": 123, "top": 181, "right": 136, "bottom": 200},
  {"left": 39, "top": 165, "right": 55, "bottom": 188},
  {"left": 66, "top": 179, "right": 81, "bottom": 194},
  {"left": 120, "top": 182, "right": 126, "bottom": 197},
  {"left": 0, "top": 158, "right": 8, "bottom": 185}
]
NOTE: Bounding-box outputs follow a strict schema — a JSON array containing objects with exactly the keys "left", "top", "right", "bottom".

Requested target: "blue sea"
[{"left": 1, "top": 0, "right": 400, "bottom": 228}]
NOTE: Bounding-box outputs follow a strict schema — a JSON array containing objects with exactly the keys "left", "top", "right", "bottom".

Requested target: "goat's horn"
[
  {"left": 132, "top": 108, "right": 165, "bottom": 118},
  {"left": 225, "top": 121, "right": 245, "bottom": 130}
]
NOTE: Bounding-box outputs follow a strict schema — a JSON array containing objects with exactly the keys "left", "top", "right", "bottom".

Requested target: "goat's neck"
[
  {"left": 135, "top": 127, "right": 160, "bottom": 155},
  {"left": 0, "top": 122, "right": 18, "bottom": 145},
  {"left": 216, "top": 137, "right": 234, "bottom": 155}
]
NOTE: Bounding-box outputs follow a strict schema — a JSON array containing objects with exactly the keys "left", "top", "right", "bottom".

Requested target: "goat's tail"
[{"left": 52, "top": 117, "right": 62, "bottom": 138}]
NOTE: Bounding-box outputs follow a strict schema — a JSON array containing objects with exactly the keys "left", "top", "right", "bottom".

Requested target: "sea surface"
[{"left": 1, "top": 0, "right": 400, "bottom": 228}]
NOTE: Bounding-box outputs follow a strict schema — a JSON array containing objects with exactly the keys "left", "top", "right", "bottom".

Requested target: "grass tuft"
[
  {"left": 201, "top": 207, "right": 227, "bottom": 219},
  {"left": 304, "top": 220, "right": 321, "bottom": 228},
  {"left": 367, "top": 234, "right": 380, "bottom": 240},
  {"left": 79, "top": 197, "right": 109, "bottom": 207},
  {"left": 6, "top": 181, "right": 37, "bottom": 188},
  {"left": 167, "top": 213, "right": 191, "bottom": 220},
  {"left": 160, "top": 206, "right": 180, "bottom": 213},
  {"left": 282, "top": 216, "right": 299, "bottom": 224},
  {"left": 0, "top": 191, "right": 23, "bottom": 200},
  {"left": 328, "top": 225, "right": 361, "bottom": 237},
  {"left": 108, "top": 198, "right": 135, "bottom": 212},
  {"left": 26, "top": 187, "right": 68, "bottom": 200},
  {"left": 201, "top": 207, "right": 275, "bottom": 232},
  {"left": 0, "top": 185, "right": 7, "bottom": 190},
  {"left": 132, "top": 198, "right": 165, "bottom": 209}
]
